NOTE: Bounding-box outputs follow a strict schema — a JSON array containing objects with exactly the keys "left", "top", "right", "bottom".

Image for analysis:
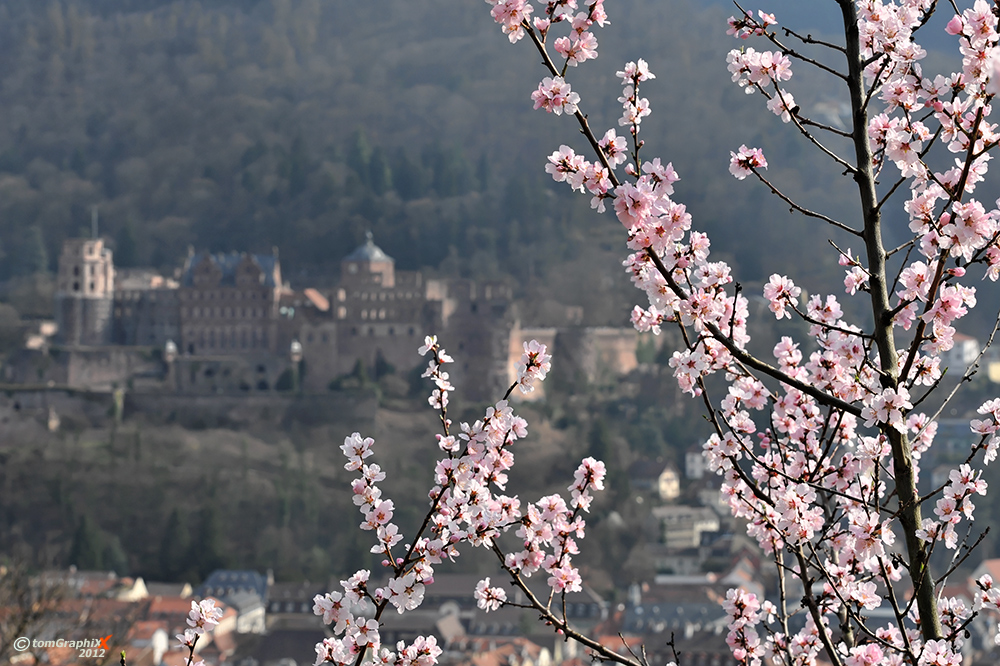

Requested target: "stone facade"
[
  {"left": 45, "top": 235, "right": 518, "bottom": 400},
  {"left": 43, "top": 235, "right": 646, "bottom": 401},
  {"left": 178, "top": 250, "right": 283, "bottom": 356},
  {"left": 55, "top": 238, "right": 115, "bottom": 346}
]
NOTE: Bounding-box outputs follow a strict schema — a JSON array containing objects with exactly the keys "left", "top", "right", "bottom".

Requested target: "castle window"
[
  {"left": 378, "top": 309, "right": 386, "bottom": 320},
  {"left": 73, "top": 282, "right": 79, "bottom": 292},
  {"left": 89, "top": 282, "right": 95, "bottom": 292},
  {"left": 73, "top": 266, "right": 80, "bottom": 276},
  {"left": 408, "top": 327, "right": 415, "bottom": 336},
  {"left": 338, "top": 289, "right": 346, "bottom": 302},
  {"left": 471, "top": 303, "right": 478, "bottom": 313},
  {"left": 337, "top": 306, "right": 346, "bottom": 319},
  {"left": 368, "top": 327, "right": 375, "bottom": 337},
  {"left": 388, "top": 328, "right": 394, "bottom": 336},
  {"left": 361, "top": 310, "right": 368, "bottom": 320},
  {"left": 361, "top": 292, "right": 368, "bottom": 301},
  {"left": 351, "top": 327, "right": 358, "bottom": 336}
]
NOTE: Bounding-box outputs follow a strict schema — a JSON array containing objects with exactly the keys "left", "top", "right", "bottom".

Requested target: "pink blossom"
[
  {"left": 186, "top": 598, "right": 223, "bottom": 635},
  {"left": 729, "top": 145, "right": 767, "bottom": 179},
  {"left": 762, "top": 274, "right": 801, "bottom": 319},
  {"left": 531, "top": 76, "right": 580, "bottom": 115},
  {"left": 474, "top": 577, "right": 507, "bottom": 611}
]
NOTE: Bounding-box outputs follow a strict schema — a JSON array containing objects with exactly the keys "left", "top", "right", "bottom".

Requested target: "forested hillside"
[{"left": 0, "top": 0, "right": 905, "bottom": 321}]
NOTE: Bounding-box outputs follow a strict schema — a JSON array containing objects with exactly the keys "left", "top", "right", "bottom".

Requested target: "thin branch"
[
  {"left": 753, "top": 170, "right": 862, "bottom": 235},
  {"left": 781, "top": 26, "right": 847, "bottom": 53}
]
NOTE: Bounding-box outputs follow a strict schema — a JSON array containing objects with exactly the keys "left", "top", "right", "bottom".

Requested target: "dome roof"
[{"left": 343, "top": 231, "right": 393, "bottom": 263}]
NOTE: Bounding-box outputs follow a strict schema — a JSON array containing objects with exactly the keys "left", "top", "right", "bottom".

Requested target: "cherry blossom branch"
[
  {"left": 794, "top": 549, "right": 845, "bottom": 666},
  {"left": 523, "top": 22, "right": 621, "bottom": 186},
  {"left": 646, "top": 247, "right": 864, "bottom": 416},
  {"left": 488, "top": 542, "right": 642, "bottom": 666},
  {"left": 752, "top": 170, "right": 862, "bottom": 235},
  {"left": 780, "top": 26, "right": 848, "bottom": 54},
  {"left": 798, "top": 115, "right": 854, "bottom": 138},
  {"left": 920, "top": 308, "right": 1000, "bottom": 431},
  {"left": 732, "top": 1, "right": 848, "bottom": 79}
]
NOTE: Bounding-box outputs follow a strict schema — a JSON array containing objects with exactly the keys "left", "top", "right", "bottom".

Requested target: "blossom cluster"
[
  {"left": 725, "top": 12, "right": 800, "bottom": 127},
  {"left": 617, "top": 58, "right": 654, "bottom": 134},
  {"left": 722, "top": 588, "right": 764, "bottom": 666},
  {"left": 726, "top": 10, "right": 777, "bottom": 40},
  {"left": 174, "top": 599, "right": 223, "bottom": 665},
  {"left": 312, "top": 336, "right": 609, "bottom": 666},
  {"left": 478, "top": 1, "right": 1000, "bottom": 665},
  {"left": 917, "top": 463, "right": 988, "bottom": 548},
  {"left": 418, "top": 335, "right": 454, "bottom": 410},
  {"left": 515, "top": 339, "right": 553, "bottom": 392}
]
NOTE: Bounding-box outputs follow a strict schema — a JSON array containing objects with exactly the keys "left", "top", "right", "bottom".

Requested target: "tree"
[
  {"left": 115, "top": 220, "right": 139, "bottom": 268},
  {"left": 307, "top": 3, "right": 1000, "bottom": 666},
  {"left": 159, "top": 508, "right": 192, "bottom": 581},
  {"left": 68, "top": 515, "right": 102, "bottom": 570},
  {"left": 20, "top": 225, "right": 48, "bottom": 275}
]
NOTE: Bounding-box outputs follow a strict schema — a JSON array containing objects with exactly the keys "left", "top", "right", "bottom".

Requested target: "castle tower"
[
  {"left": 341, "top": 231, "right": 394, "bottom": 287},
  {"left": 55, "top": 239, "right": 115, "bottom": 346}
]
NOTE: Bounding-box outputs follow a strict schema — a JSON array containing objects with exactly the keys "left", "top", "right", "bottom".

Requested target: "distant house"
[
  {"left": 247, "top": 627, "right": 330, "bottom": 666},
  {"left": 144, "top": 581, "right": 193, "bottom": 598},
  {"left": 649, "top": 505, "right": 721, "bottom": 549},
  {"left": 195, "top": 569, "right": 271, "bottom": 635},
  {"left": 196, "top": 569, "right": 270, "bottom": 602},
  {"left": 267, "top": 580, "right": 326, "bottom": 617},
  {"left": 684, "top": 446, "right": 705, "bottom": 480},
  {"left": 944, "top": 332, "right": 980, "bottom": 370},
  {"left": 41, "top": 568, "right": 148, "bottom": 601},
  {"left": 628, "top": 458, "right": 681, "bottom": 501},
  {"left": 126, "top": 620, "right": 170, "bottom": 666},
  {"left": 226, "top": 589, "right": 267, "bottom": 634}
]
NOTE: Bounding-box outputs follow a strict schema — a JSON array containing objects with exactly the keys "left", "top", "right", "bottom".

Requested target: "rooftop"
[{"left": 344, "top": 231, "right": 393, "bottom": 264}]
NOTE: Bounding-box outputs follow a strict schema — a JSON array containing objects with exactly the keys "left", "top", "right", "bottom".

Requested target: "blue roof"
[
  {"left": 181, "top": 251, "right": 279, "bottom": 288},
  {"left": 344, "top": 231, "right": 393, "bottom": 263},
  {"left": 195, "top": 569, "right": 269, "bottom": 603}
]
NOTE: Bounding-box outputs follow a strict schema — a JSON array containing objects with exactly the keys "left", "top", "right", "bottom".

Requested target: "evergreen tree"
[
  {"left": 368, "top": 146, "right": 393, "bottom": 195},
  {"left": 102, "top": 535, "right": 129, "bottom": 575},
  {"left": 374, "top": 349, "right": 395, "bottom": 379},
  {"left": 587, "top": 418, "right": 612, "bottom": 462},
  {"left": 20, "top": 226, "right": 49, "bottom": 275},
  {"left": 115, "top": 222, "right": 138, "bottom": 268},
  {"left": 287, "top": 136, "right": 309, "bottom": 198},
  {"left": 68, "top": 515, "right": 103, "bottom": 570},
  {"left": 192, "top": 505, "right": 226, "bottom": 578},
  {"left": 159, "top": 508, "right": 191, "bottom": 580},
  {"left": 347, "top": 129, "right": 372, "bottom": 188},
  {"left": 352, "top": 357, "right": 370, "bottom": 387},
  {"left": 392, "top": 150, "right": 427, "bottom": 200}
]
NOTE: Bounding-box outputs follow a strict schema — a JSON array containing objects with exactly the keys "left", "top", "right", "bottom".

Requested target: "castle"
[
  {"left": 5, "top": 234, "right": 644, "bottom": 404},
  {"left": 40, "top": 233, "right": 516, "bottom": 401}
]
